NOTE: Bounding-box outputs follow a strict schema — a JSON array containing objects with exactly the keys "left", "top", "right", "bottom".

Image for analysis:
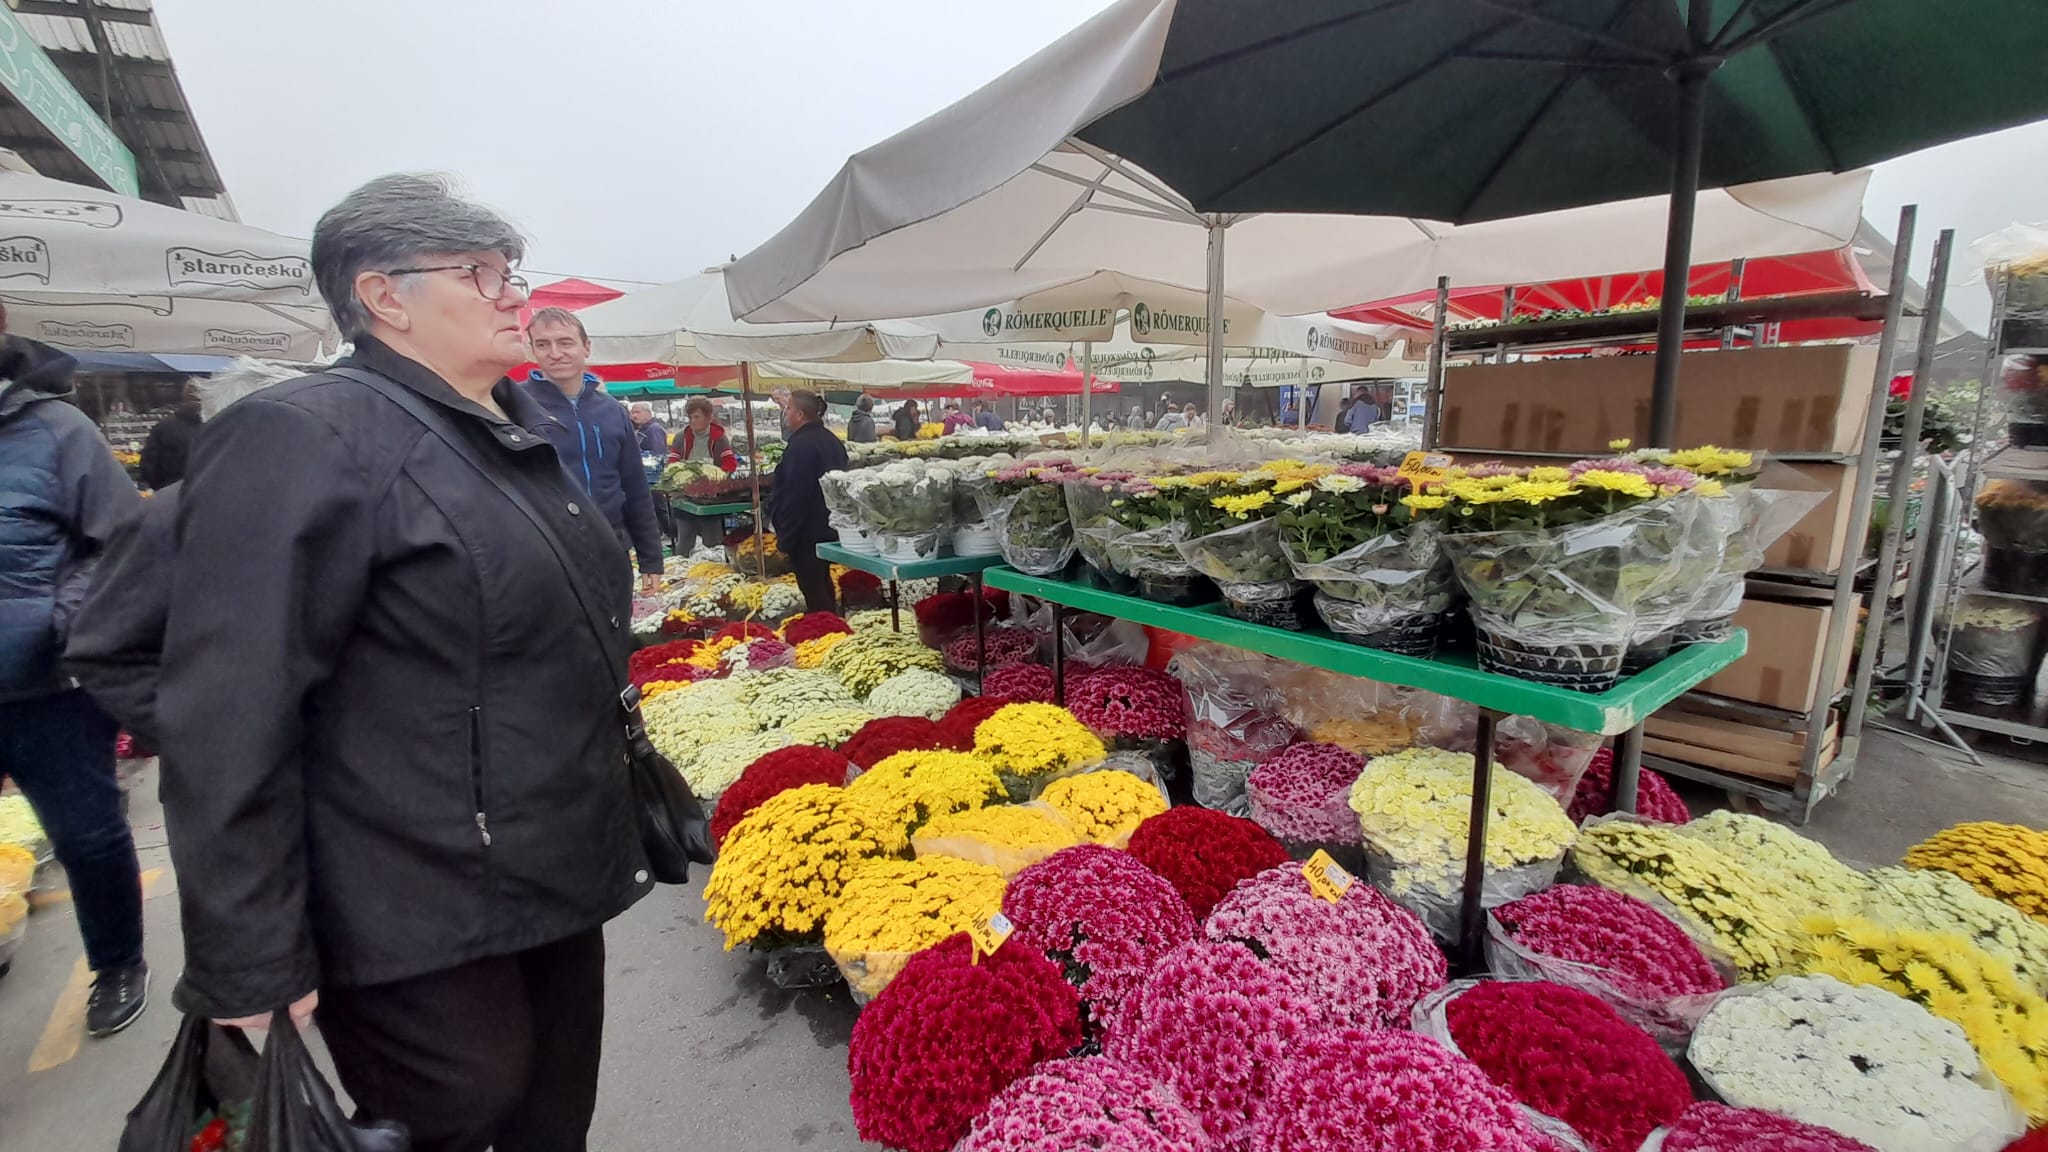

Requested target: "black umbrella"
[{"left": 1075, "top": 0, "right": 2048, "bottom": 441}]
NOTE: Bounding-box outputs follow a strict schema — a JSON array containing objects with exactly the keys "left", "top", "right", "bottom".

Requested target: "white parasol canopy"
[
  {"left": 2, "top": 293, "right": 332, "bottom": 360},
  {"left": 574, "top": 269, "right": 940, "bottom": 367}
]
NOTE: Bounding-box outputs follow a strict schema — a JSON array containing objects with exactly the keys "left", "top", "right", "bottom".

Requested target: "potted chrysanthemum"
[{"left": 1277, "top": 463, "right": 1457, "bottom": 655}]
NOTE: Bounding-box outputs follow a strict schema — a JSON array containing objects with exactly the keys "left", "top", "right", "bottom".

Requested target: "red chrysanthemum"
[
  {"left": 1126, "top": 807, "right": 1292, "bottom": 920},
  {"left": 848, "top": 934, "right": 1083, "bottom": 1152},
  {"left": 631, "top": 657, "right": 710, "bottom": 689},
  {"left": 1492, "top": 885, "right": 1724, "bottom": 1004},
  {"left": 1567, "top": 749, "right": 1690, "bottom": 825},
  {"left": 1664, "top": 1103, "right": 1879, "bottom": 1152},
  {"left": 629, "top": 638, "right": 703, "bottom": 678},
  {"left": 935, "top": 695, "right": 1015, "bottom": 752},
  {"left": 1004, "top": 845, "right": 1197, "bottom": 1037},
  {"left": 782, "top": 611, "right": 854, "bottom": 646},
  {"left": 1206, "top": 863, "right": 1446, "bottom": 1030},
  {"left": 914, "top": 591, "right": 991, "bottom": 634},
  {"left": 709, "top": 745, "right": 855, "bottom": 846},
  {"left": 1066, "top": 666, "right": 1189, "bottom": 741},
  {"left": 1443, "top": 981, "right": 1690, "bottom": 1152},
  {"left": 714, "top": 620, "right": 777, "bottom": 645},
  {"left": 1107, "top": 940, "right": 1324, "bottom": 1150},
  {"left": 840, "top": 715, "right": 946, "bottom": 770},
  {"left": 983, "top": 663, "right": 1058, "bottom": 704},
  {"left": 839, "top": 568, "right": 883, "bottom": 598},
  {"left": 944, "top": 628, "right": 1042, "bottom": 673}
]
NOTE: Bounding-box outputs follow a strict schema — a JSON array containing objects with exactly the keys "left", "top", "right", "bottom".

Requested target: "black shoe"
[{"left": 87, "top": 961, "right": 149, "bottom": 1037}]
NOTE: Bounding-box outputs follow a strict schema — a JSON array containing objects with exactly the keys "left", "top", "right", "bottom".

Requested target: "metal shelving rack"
[
  {"left": 1417, "top": 207, "right": 1935, "bottom": 821},
  {"left": 1922, "top": 263, "right": 2048, "bottom": 746}
]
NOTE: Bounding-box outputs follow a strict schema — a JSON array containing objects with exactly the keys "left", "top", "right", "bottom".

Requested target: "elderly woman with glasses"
[{"left": 156, "top": 174, "right": 649, "bottom": 1152}]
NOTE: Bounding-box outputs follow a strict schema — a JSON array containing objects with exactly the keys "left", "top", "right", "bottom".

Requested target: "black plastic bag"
[
  {"left": 120, "top": 1015, "right": 260, "bottom": 1152},
  {"left": 247, "top": 1009, "right": 410, "bottom": 1152}
]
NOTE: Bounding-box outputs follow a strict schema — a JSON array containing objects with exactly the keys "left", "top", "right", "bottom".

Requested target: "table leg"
[
  {"left": 1052, "top": 603, "right": 1067, "bottom": 706},
  {"left": 973, "top": 574, "right": 987, "bottom": 695},
  {"left": 1459, "top": 707, "right": 1501, "bottom": 973},
  {"left": 891, "top": 580, "right": 901, "bottom": 633},
  {"left": 1613, "top": 724, "right": 1645, "bottom": 815}
]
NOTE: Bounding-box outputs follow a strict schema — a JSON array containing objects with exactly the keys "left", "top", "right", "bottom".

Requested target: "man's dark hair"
[
  {"left": 527, "top": 306, "right": 589, "bottom": 343},
  {"left": 790, "top": 389, "right": 826, "bottom": 420},
  {"left": 684, "top": 397, "right": 713, "bottom": 418}
]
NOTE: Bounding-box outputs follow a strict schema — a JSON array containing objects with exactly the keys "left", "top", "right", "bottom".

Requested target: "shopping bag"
[
  {"left": 247, "top": 1009, "right": 410, "bottom": 1152},
  {"left": 119, "top": 1015, "right": 260, "bottom": 1152}
]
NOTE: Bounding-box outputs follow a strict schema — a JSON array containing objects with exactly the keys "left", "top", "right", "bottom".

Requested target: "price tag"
[
  {"left": 1302, "top": 849, "right": 1355, "bottom": 904},
  {"left": 1397, "top": 451, "right": 1453, "bottom": 483},
  {"left": 968, "top": 909, "right": 1014, "bottom": 962}
]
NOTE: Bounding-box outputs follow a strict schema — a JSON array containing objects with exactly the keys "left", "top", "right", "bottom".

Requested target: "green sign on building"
[{"left": 0, "top": 5, "right": 138, "bottom": 196}]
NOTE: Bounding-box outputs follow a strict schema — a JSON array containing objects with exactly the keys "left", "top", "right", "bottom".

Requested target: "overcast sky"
[{"left": 151, "top": 0, "right": 2048, "bottom": 328}]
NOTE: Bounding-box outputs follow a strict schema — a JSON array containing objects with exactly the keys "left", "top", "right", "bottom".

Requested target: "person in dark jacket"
[
  {"left": 846, "top": 394, "right": 877, "bottom": 443},
  {"left": 768, "top": 389, "right": 849, "bottom": 612},
  {"left": 522, "top": 306, "right": 663, "bottom": 594},
  {"left": 627, "top": 400, "right": 668, "bottom": 463},
  {"left": 157, "top": 174, "right": 650, "bottom": 1152},
  {"left": 138, "top": 384, "right": 202, "bottom": 490},
  {"left": 892, "top": 398, "right": 920, "bottom": 441},
  {"left": 0, "top": 311, "right": 150, "bottom": 1038},
  {"left": 973, "top": 399, "right": 1004, "bottom": 431}
]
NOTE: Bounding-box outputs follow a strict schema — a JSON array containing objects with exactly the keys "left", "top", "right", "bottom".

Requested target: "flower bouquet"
[
  {"left": 703, "top": 783, "right": 907, "bottom": 950},
  {"left": 1416, "top": 979, "right": 1692, "bottom": 1152},
  {"left": 1004, "top": 844, "right": 1198, "bottom": 1036},
  {"left": 972, "top": 702, "right": 1108, "bottom": 801},
  {"left": 1436, "top": 465, "right": 1687, "bottom": 692},
  {"left": 1976, "top": 481, "right": 2048, "bottom": 596},
  {"left": 1278, "top": 464, "right": 1458, "bottom": 655},
  {"left": 1126, "top": 806, "right": 1292, "bottom": 919},
  {"left": 1941, "top": 594, "right": 2039, "bottom": 713},
  {"left": 1063, "top": 666, "right": 1188, "bottom": 766},
  {"left": 1690, "top": 975, "right": 2027, "bottom": 1152},
  {"left": 820, "top": 469, "right": 875, "bottom": 554},
  {"left": 2004, "top": 354, "right": 2048, "bottom": 449},
  {"left": 1860, "top": 866, "right": 2048, "bottom": 993},
  {"left": 855, "top": 462, "right": 953, "bottom": 561},
  {"left": 1249, "top": 1026, "right": 1562, "bottom": 1152},
  {"left": 1106, "top": 940, "right": 1326, "bottom": 1149},
  {"left": 1572, "top": 457, "right": 1712, "bottom": 672},
  {"left": 735, "top": 667, "right": 855, "bottom": 728},
  {"left": 1792, "top": 913, "right": 2048, "bottom": 1122},
  {"left": 846, "top": 748, "right": 1004, "bottom": 835},
  {"left": 1101, "top": 475, "right": 1212, "bottom": 605},
  {"left": 823, "top": 630, "right": 944, "bottom": 697},
  {"left": 848, "top": 935, "right": 1084, "bottom": 1152},
  {"left": 943, "top": 456, "right": 1006, "bottom": 556},
  {"left": 1064, "top": 469, "right": 1139, "bottom": 592},
  {"left": 1176, "top": 466, "right": 1321, "bottom": 630},
  {"left": 1246, "top": 743, "right": 1367, "bottom": 865},
  {"left": 973, "top": 461, "right": 1077, "bottom": 576},
  {"left": 823, "top": 855, "right": 1006, "bottom": 1003},
  {"left": 1678, "top": 810, "right": 1871, "bottom": 917},
  {"left": 1347, "top": 747, "right": 1577, "bottom": 941},
  {"left": 1206, "top": 862, "right": 1446, "bottom": 1030},
  {"left": 1486, "top": 886, "right": 1726, "bottom": 1051},
  {"left": 1038, "top": 769, "right": 1168, "bottom": 846},
  {"left": 1644, "top": 1103, "right": 1881, "bottom": 1152},
  {"left": 912, "top": 804, "right": 1083, "bottom": 876},
  {"left": 957, "top": 1056, "right": 1209, "bottom": 1152},
  {"left": 981, "top": 661, "right": 1060, "bottom": 704}
]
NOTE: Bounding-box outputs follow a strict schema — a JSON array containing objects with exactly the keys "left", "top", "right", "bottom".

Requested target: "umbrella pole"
[
  {"left": 1297, "top": 357, "right": 1309, "bottom": 432},
  {"left": 1204, "top": 218, "right": 1227, "bottom": 428},
  {"left": 1080, "top": 340, "right": 1094, "bottom": 448},
  {"left": 741, "top": 361, "right": 766, "bottom": 580},
  {"left": 1650, "top": 8, "right": 1721, "bottom": 448}
]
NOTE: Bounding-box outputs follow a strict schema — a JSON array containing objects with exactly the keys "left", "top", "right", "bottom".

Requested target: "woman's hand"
[
  {"left": 215, "top": 990, "right": 319, "bottom": 1031},
  {"left": 639, "top": 573, "right": 661, "bottom": 596}
]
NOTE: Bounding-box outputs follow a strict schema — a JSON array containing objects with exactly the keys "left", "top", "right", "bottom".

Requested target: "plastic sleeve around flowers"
[
  {"left": 1189, "top": 748, "right": 1255, "bottom": 816},
  {"left": 983, "top": 488, "right": 1075, "bottom": 576},
  {"left": 1409, "top": 980, "right": 1597, "bottom": 1152},
  {"left": 820, "top": 470, "right": 865, "bottom": 532},
  {"left": 1283, "top": 519, "right": 1458, "bottom": 634},
  {"left": 1438, "top": 498, "right": 1682, "bottom": 650},
  {"left": 1482, "top": 911, "right": 1722, "bottom": 1056},
  {"left": 910, "top": 802, "right": 1083, "bottom": 876},
  {"left": 1063, "top": 476, "right": 1122, "bottom": 576},
  {"left": 1684, "top": 469, "right": 1830, "bottom": 627},
  {"left": 1177, "top": 515, "right": 1302, "bottom": 601},
  {"left": 1361, "top": 841, "right": 1562, "bottom": 944},
  {"left": 1626, "top": 491, "right": 1710, "bottom": 647},
  {"left": 1943, "top": 609, "right": 2042, "bottom": 677}
]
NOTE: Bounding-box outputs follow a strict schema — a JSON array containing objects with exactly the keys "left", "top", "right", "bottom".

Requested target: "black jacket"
[
  {"left": 139, "top": 403, "right": 201, "bottom": 490},
  {"left": 65, "top": 484, "right": 176, "bottom": 742},
  {"left": 158, "top": 337, "right": 649, "bottom": 1018},
  {"left": 893, "top": 406, "right": 920, "bottom": 441},
  {"left": 767, "top": 420, "right": 848, "bottom": 550}
]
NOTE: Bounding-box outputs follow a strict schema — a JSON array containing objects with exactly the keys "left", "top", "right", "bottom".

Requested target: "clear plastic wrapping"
[
  {"left": 1624, "top": 492, "right": 1707, "bottom": 662},
  {"left": 1483, "top": 912, "right": 1724, "bottom": 1054},
  {"left": 1064, "top": 474, "right": 1126, "bottom": 585},
  {"left": 980, "top": 484, "right": 1075, "bottom": 575},
  {"left": 1974, "top": 222, "right": 2048, "bottom": 348},
  {"left": 1942, "top": 596, "right": 2042, "bottom": 678},
  {"left": 1363, "top": 842, "right": 1563, "bottom": 944},
  {"left": 1286, "top": 520, "right": 1457, "bottom": 652},
  {"left": 1681, "top": 466, "right": 1831, "bottom": 638},
  {"left": 1410, "top": 980, "right": 1596, "bottom": 1152},
  {"left": 910, "top": 801, "right": 1083, "bottom": 876},
  {"left": 855, "top": 468, "right": 952, "bottom": 558},
  {"left": 821, "top": 470, "right": 865, "bottom": 534},
  {"left": 1178, "top": 515, "right": 1307, "bottom": 623},
  {"left": 1170, "top": 642, "right": 1297, "bottom": 816}
]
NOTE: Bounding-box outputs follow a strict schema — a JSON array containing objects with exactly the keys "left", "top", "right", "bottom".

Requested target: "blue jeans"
[{"left": 0, "top": 689, "right": 143, "bottom": 972}]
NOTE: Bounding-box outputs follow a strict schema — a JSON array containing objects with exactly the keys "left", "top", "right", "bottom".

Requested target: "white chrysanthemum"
[{"left": 1314, "top": 473, "right": 1367, "bottom": 493}]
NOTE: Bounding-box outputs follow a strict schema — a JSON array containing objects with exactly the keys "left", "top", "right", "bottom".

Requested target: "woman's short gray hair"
[
  {"left": 312, "top": 173, "right": 525, "bottom": 339},
  {"left": 197, "top": 357, "right": 308, "bottom": 420}
]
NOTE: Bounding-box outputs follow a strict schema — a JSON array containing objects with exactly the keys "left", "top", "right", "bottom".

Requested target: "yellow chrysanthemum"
[
  {"left": 702, "top": 784, "right": 908, "bottom": 949},
  {"left": 846, "top": 749, "right": 1004, "bottom": 834},
  {"left": 1525, "top": 466, "right": 1573, "bottom": 483},
  {"left": 1575, "top": 469, "right": 1657, "bottom": 499},
  {"left": 1212, "top": 491, "right": 1277, "bottom": 519},
  {"left": 1040, "top": 770, "right": 1168, "bottom": 843},
  {"left": 973, "top": 703, "right": 1107, "bottom": 782},
  {"left": 1401, "top": 493, "right": 1450, "bottom": 511},
  {"left": 823, "top": 856, "right": 1006, "bottom": 999},
  {"left": 1507, "top": 479, "right": 1577, "bottom": 505}
]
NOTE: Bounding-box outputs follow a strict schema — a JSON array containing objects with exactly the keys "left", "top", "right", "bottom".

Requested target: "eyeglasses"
[{"left": 386, "top": 263, "right": 530, "bottom": 302}]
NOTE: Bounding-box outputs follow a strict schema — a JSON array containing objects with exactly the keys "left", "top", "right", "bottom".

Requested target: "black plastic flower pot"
[
  {"left": 1983, "top": 545, "right": 2048, "bottom": 596},
  {"left": 2011, "top": 419, "right": 2048, "bottom": 449},
  {"left": 1279, "top": 838, "right": 1371, "bottom": 880},
  {"left": 1136, "top": 572, "right": 1216, "bottom": 607},
  {"left": 1079, "top": 560, "right": 1139, "bottom": 595},
  {"left": 1945, "top": 670, "right": 2034, "bottom": 719},
  {"left": 1224, "top": 586, "right": 1318, "bottom": 631},
  {"left": 1621, "top": 631, "right": 1679, "bottom": 675},
  {"left": 1673, "top": 614, "right": 1736, "bottom": 648},
  {"left": 1476, "top": 632, "right": 1627, "bottom": 694},
  {"left": 1329, "top": 612, "right": 1443, "bottom": 658}
]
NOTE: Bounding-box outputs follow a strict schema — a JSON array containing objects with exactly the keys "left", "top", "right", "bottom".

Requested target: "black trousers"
[
  {"left": 788, "top": 539, "right": 837, "bottom": 614},
  {"left": 317, "top": 929, "right": 606, "bottom": 1152}
]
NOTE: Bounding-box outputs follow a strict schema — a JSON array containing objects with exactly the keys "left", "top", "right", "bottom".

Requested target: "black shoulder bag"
[{"left": 330, "top": 368, "right": 715, "bottom": 882}]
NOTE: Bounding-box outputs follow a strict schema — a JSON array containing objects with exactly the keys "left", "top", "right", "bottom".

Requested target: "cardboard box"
[
  {"left": 1439, "top": 344, "right": 1878, "bottom": 456},
  {"left": 1762, "top": 461, "right": 1863, "bottom": 575},
  {"left": 1696, "top": 597, "right": 1855, "bottom": 713}
]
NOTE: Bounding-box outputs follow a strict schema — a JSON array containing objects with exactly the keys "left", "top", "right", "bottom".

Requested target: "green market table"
[
  {"left": 665, "top": 495, "right": 754, "bottom": 518},
  {"left": 982, "top": 565, "right": 1748, "bottom": 965},
  {"left": 816, "top": 544, "right": 1008, "bottom": 687}
]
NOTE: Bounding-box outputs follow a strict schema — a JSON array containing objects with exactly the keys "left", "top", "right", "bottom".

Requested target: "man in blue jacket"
[
  {"left": 523, "top": 307, "right": 663, "bottom": 593},
  {"left": 0, "top": 311, "right": 150, "bottom": 1037}
]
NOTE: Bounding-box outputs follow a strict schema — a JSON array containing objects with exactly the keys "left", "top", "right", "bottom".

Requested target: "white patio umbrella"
[
  {"left": 575, "top": 269, "right": 941, "bottom": 367},
  {"left": 2, "top": 293, "right": 332, "bottom": 360},
  {"left": 722, "top": 0, "right": 1868, "bottom": 416}
]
